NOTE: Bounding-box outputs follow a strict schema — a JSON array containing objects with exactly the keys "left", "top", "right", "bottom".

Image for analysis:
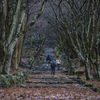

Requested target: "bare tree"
[{"left": 48, "top": 0, "right": 100, "bottom": 80}]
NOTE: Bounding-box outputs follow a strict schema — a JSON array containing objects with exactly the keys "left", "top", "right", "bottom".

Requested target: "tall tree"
[
  {"left": 49, "top": 0, "right": 100, "bottom": 80},
  {"left": 0, "top": 0, "right": 47, "bottom": 74}
]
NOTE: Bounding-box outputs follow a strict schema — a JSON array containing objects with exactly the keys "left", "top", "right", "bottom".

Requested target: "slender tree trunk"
[
  {"left": 96, "top": 45, "right": 100, "bottom": 78},
  {"left": 14, "top": 9, "right": 21, "bottom": 69},
  {"left": 97, "top": 66, "right": 100, "bottom": 78},
  {"left": 0, "top": 0, "right": 7, "bottom": 73},
  {"left": 94, "top": 59, "right": 100, "bottom": 79},
  {"left": 17, "top": 17, "right": 25, "bottom": 66},
  {"left": 85, "top": 62, "right": 91, "bottom": 80},
  {"left": 0, "top": 0, "right": 2, "bottom": 33},
  {"left": 17, "top": 35, "right": 24, "bottom": 66},
  {"left": 14, "top": 41, "right": 18, "bottom": 70},
  {"left": 11, "top": 47, "right": 15, "bottom": 69},
  {"left": 67, "top": 58, "right": 72, "bottom": 74},
  {"left": 0, "top": 46, "right": 5, "bottom": 73},
  {"left": 0, "top": 63, "right": 3, "bottom": 73},
  {"left": 95, "top": 64, "right": 100, "bottom": 78}
]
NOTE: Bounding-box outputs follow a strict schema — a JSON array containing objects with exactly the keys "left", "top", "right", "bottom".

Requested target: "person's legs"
[
  {"left": 48, "top": 61, "right": 50, "bottom": 67},
  {"left": 51, "top": 67, "right": 53, "bottom": 74},
  {"left": 47, "top": 61, "right": 48, "bottom": 66},
  {"left": 58, "top": 64, "right": 59, "bottom": 70},
  {"left": 47, "top": 61, "right": 50, "bottom": 67},
  {"left": 53, "top": 67, "right": 55, "bottom": 75},
  {"left": 47, "top": 61, "right": 49, "bottom": 67}
]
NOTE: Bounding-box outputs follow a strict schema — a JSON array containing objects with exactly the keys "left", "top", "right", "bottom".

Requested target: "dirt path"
[{"left": 0, "top": 47, "right": 100, "bottom": 100}]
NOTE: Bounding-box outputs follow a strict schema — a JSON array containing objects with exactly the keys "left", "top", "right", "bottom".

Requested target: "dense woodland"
[
  {"left": 0, "top": 0, "right": 100, "bottom": 84},
  {"left": 0, "top": 0, "right": 100, "bottom": 99},
  {"left": 47, "top": 0, "right": 100, "bottom": 80}
]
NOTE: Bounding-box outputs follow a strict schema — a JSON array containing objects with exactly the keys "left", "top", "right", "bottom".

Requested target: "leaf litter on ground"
[{"left": 0, "top": 73, "right": 100, "bottom": 100}]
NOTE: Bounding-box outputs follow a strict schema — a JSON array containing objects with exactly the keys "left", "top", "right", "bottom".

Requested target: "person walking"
[
  {"left": 56, "top": 57, "right": 61, "bottom": 70},
  {"left": 46, "top": 55, "right": 51, "bottom": 67},
  {"left": 51, "top": 60, "right": 56, "bottom": 75}
]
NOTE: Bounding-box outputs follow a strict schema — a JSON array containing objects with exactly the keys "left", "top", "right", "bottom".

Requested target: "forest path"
[
  {"left": 0, "top": 46, "right": 100, "bottom": 100},
  {"left": 32, "top": 47, "right": 67, "bottom": 74}
]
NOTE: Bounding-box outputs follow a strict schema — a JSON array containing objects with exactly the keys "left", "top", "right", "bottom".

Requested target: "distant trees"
[
  {"left": 49, "top": 0, "right": 100, "bottom": 80},
  {"left": 0, "top": 0, "right": 47, "bottom": 74}
]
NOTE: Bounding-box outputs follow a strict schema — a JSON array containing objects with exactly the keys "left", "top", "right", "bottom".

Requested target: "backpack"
[
  {"left": 51, "top": 61, "right": 56, "bottom": 67},
  {"left": 46, "top": 55, "right": 51, "bottom": 61}
]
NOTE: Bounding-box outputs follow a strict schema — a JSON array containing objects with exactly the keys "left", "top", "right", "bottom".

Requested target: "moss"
[
  {"left": 0, "top": 75, "right": 10, "bottom": 88},
  {"left": 0, "top": 70, "right": 29, "bottom": 88},
  {"left": 6, "top": 74, "right": 18, "bottom": 84}
]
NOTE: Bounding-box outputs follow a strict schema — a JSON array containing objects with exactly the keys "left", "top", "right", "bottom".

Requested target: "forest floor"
[{"left": 0, "top": 46, "right": 100, "bottom": 100}]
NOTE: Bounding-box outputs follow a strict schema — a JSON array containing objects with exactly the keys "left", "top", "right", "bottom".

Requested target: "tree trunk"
[
  {"left": 0, "top": 63, "right": 3, "bottom": 73},
  {"left": 95, "top": 64, "right": 100, "bottom": 79},
  {"left": 0, "top": 0, "right": 2, "bottom": 34},
  {"left": 95, "top": 46, "right": 100, "bottom": 78},
  {"left": 0, "top": 0, "right": 47, "bottom": 74},
  {"left": 85, "top": 62, "right": 91, "bottom": 80},
  {"left": 3, "top": 53, "right": 12, "bottom": 74},
  {"left": 96, "top": 66, "right": 100, "bottom": 78},
  {"left": 17, "top": 35, "right": 24, "bottom": 66},
  {"left": 14, "top": 41, "right": 18, "bottom": 70},
  {"left": 97, "top": 66, "right": 100, "bottom": 78},
  {"left": 17, "top": 16, "right": 25, "bottom": 66},
  {"left": 2, "top": 39, "right": 17, "bottom": 74},
  {"left": 0, "top": 46, "right": 6, "bottom": 74}
]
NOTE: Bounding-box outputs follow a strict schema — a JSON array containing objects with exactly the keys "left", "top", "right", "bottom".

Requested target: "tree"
[
  {"left": 49, "top": 0, "right": 100, "bottom": 80},
  {"left": 0, "top": 0, "right": 47, "bottom": 74},
  {"left": 0, "top": 0, "right": 2, "bottom": 35}
]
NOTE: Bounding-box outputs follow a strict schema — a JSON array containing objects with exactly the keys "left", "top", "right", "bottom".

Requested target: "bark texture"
[{"left": 0, "top": 0, "right": 47, "bottom": 74}]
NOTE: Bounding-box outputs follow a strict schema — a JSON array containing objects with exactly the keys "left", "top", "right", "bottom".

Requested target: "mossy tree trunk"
[
  {"left": 17, "top": 17, "right": 25, "bottom": 67},
  {"left": 0, "top": 0, "right": 47, "bottom": 74},
  {"left": 85, "top": 58, "right": 91, "bottom": 80},
  {"left": 14, "top": 9, "right": 21, "bottom": 70},
  {"left": 14, "top": 41, "right": 18, "bottom": 70},
  {"left": 49, "top": 0, "right": 100, "bottom": 80}
]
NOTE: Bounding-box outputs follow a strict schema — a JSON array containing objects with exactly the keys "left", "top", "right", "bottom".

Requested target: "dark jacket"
[
  {"left": 51, "top": 61, "right": 56, "bottom": 68},
  {"left": 46, "top": 55, "right": 51, "bottom": 61}
]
